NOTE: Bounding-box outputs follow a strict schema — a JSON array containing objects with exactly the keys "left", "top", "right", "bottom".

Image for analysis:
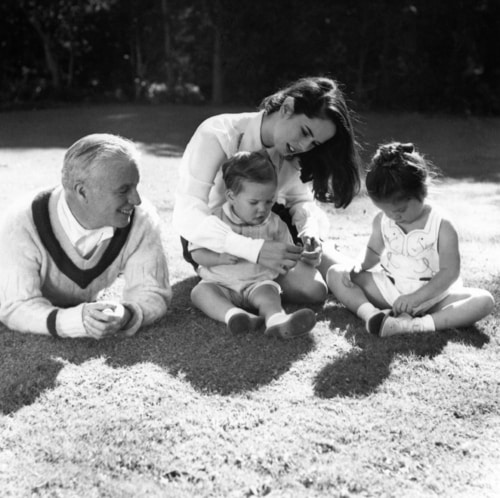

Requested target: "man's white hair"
[{"left": 61, "top": 133, "right": 140, "bottom": 189}]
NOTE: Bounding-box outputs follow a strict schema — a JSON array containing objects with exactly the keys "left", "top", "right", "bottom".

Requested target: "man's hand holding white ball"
[{"left": 82, "top": 302, "right": 131, "bottom": 339}]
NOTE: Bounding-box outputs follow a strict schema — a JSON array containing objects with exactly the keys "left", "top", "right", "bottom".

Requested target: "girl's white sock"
[
  {"left": 356, "top": 302, "right": 379, "bottom": 322},
  {"left": 418, "top": 314, "right": 436, "bottom": 332}
]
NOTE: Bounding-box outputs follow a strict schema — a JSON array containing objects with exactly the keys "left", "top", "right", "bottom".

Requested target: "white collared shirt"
[{"left": 57, "top": 193, "right": 114, "bottom": 258}]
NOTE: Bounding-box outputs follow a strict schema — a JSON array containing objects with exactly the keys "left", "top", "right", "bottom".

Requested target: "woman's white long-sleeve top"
[{"left": 173, "top": 111, "right": 329, "bottom": 263}]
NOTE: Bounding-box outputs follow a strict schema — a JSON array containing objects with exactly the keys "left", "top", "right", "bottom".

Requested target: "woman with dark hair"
[
  {"left": 259, "top": 77, "right": 360, "bottom": 209},
  {"left": 173, "top": 76, "right": 361, "bottom": 304}
]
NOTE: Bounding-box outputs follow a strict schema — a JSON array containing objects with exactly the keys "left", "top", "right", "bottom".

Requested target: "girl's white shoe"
[
  {"left": 366, "top": 309, "right": 391, "bottom": 335},
  {"left": 380, "top": 313, "right": 427, "bottom": 337}
]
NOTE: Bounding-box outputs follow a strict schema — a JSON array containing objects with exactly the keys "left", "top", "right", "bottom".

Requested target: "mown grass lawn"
[{"left": 0, "top": 105, "right": 499, "bottom": 497}]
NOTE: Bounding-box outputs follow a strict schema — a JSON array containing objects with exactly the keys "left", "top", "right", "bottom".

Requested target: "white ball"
[{"left": 102, "top": 304, "right": 124, "bottom": 317}]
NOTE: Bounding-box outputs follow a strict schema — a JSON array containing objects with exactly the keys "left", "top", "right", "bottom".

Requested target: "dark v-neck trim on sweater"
[{"left": 31, "top": 189, "right": 133, "bottom": 289}]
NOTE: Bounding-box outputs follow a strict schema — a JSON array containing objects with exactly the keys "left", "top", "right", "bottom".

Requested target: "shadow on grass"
[
  {"left": 313, "top": 306, "right": 490, "bottom": 399},
  {"left": 105, "top": 278, "right": 315, "bottom": 395},
  {"left": 0, "top": 336, "right": 64, "bottom": 414},
  {"left": 0, "top": 277, "right": 314, "bottom": 414},
  {"left": 0, "top": 104, "right": 242, "bottom": 151}
]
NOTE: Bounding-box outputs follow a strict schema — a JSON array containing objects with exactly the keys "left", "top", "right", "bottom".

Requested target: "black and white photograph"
[{"left": 0, "top": 1, "right": 499, "bottom": 496}]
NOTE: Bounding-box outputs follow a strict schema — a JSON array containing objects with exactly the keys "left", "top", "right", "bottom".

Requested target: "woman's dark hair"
[
  {"left": 260, "top": 76, "right": 361, "bottom": 208},
  {"left": 366, "top": 142, "right": 436, "bottom": 202},
  {"left": 222, "top": 150, "right": 277, "bottom": 194}
]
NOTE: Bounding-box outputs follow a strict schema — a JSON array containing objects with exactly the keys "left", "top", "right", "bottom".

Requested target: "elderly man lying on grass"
[{"left": 0, "top": 133, "right": 171, "bottom": 339}]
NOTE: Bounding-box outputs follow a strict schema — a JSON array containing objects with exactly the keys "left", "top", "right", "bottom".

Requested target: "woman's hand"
[
  {"left": 300, "top": 236, "right": 322, "bottom": 267},
  {"left": 257, "top": 241, "right": 302, "bottom": 274}
]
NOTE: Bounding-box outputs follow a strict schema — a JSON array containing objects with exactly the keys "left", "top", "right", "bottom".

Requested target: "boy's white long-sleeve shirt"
[
  {"left": 0, "top": 187, "right": 172, "bottom": 338},
  {"left": 191, "top": 202, "right": 294, "bottom": 293},
  {"left": 173, "top": 111, "right": 329, "bottom": 263}
]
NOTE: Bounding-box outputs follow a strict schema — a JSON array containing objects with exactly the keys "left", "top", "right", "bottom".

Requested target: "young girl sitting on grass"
[
  {"left": 190, "top": 151, "right": 317, "bottom": 339},
  {"left": 327, "top": 142, "right": 494, "bottom": 337}
]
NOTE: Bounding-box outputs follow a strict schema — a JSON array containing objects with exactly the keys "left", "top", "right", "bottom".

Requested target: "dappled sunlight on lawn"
[
  {"left": 0, "top": 108, "right": 498, "bottom": 410},
  {"left": 313, "top": 312, "right": 491, "bottom": 399},
  {"left": 432, "top": 180, "right": 500, "bottom": 243},
  {"left": 0, "top": 275, "right": 316, "bottom": 413},
  {"left": 1, "top": 107, "right": 499, "bottom": 498}
]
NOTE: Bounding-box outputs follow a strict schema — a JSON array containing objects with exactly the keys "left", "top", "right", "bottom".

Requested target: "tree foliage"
[{"left": 0, "top": 0, "right": 498, "bottom": 113}]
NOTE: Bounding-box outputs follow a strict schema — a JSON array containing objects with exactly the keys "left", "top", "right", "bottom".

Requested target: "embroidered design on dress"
[{"left": 381, "top": 209, "right": 441, "bottom": 285}]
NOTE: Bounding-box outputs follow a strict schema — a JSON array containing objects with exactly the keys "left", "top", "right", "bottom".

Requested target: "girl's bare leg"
[{"left": 429, "top": 288, "right": 495, "bottom": 330}]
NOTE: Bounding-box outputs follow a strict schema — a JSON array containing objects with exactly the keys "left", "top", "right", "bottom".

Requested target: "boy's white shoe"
[
  {"left": 379, "top": 313, "right": 427, "bottom": 338},
  {"left": 227, "top": 312, "right": 264, "bottom": 335},
  {"left": 265, "top": 309, "right": 316, "bottom": 339}
]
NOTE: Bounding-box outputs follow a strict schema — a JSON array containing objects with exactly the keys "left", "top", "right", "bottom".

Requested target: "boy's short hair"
[
  {"left": 222, "top": 150, "right": 277, "bottom": 194},
  {"left": 61, "top": 133, "right": 140, "bottom": 189}
]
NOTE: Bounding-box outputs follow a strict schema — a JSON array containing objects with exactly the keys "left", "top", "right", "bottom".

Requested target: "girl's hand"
[
  {"left": 392, "top": 294, "right": 422, "bottom": 316},
  {"left": 300, "top": 236, "right": 322, "bottom": 267},
  {"left": 218, "top": 252, "right": 239, "bottom": 265},
  {"left": 342, "top": 263, "right": 362, "bottom": 288}
]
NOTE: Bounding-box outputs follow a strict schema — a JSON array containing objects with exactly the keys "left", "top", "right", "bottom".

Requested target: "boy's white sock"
[
  {"left": 224, "top": 307, "right": 247, "bottom": 324},
  {"left": 266, "top": 312, "right": 288, "bottom": 328},
  {"left": 356, "top": 302, "right": 379, "bottom": 322}
]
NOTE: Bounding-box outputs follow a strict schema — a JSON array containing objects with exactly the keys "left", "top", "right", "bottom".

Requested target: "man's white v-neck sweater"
[{"left": 0, "top": 187, "right": 171, "bottom": 338}]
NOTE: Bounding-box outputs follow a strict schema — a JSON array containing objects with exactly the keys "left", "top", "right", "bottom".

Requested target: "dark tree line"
[{"left": 1, "top": 0, "right": 499, "bottom": 113}]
